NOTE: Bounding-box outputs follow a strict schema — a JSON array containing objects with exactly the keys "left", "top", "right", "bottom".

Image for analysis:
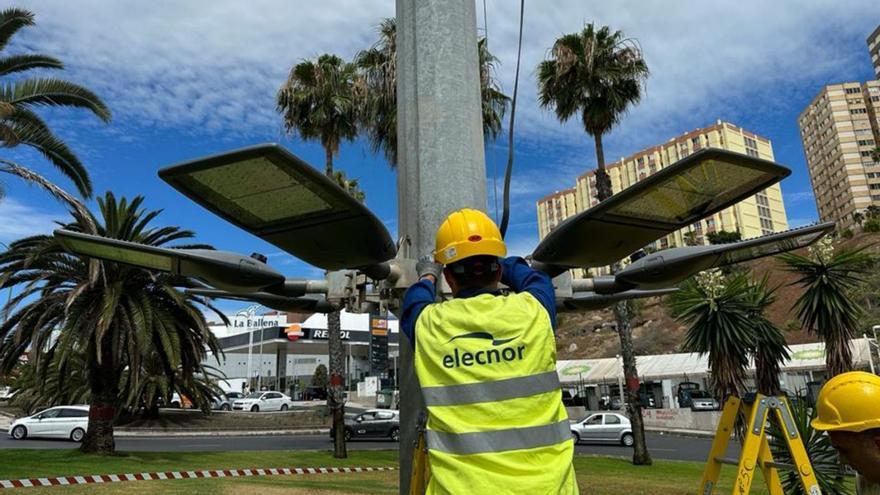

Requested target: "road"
[{"left": 0, "top": 432, "right": 733, "bottom": 462}]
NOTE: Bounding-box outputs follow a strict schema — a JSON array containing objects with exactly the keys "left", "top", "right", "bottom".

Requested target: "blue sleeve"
[
  {"left": 401, "top": 278, "right": 436, "bottom": 346},
  {"left": 500, "top": 256, "right": 557, "bottom": 331}
]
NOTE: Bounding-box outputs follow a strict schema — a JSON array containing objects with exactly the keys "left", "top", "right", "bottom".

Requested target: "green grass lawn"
[{"left": 0, "top": 449, "right": 820, "bottom": 494}]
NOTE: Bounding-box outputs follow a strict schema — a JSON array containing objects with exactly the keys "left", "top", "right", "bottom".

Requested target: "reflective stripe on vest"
[
  {"left": 421, "top": 370, "right": 561, "bottom": 407},
  {"left": 425, "top": 419, "right": 571, "bottom": 455}
]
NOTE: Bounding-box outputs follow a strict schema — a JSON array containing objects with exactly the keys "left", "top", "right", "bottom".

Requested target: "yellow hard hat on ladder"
[{"left": 434, "top": 208, "right": 506, "bottom": 265}]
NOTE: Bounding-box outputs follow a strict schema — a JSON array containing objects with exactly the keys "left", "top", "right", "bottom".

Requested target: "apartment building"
[
  {"left": 535, "top": 120, "right": 790, "bottom": 276},
  {"left": 869, "top": 24, "right": 880, "bottom": 79},
  {"left": 536, "top": 187, "right": 577, "bottom": 239},
  {"left": 798, "top": 80, "right": 880, "bottom": 228}
]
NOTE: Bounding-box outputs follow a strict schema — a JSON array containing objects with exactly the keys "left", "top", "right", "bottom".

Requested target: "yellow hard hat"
[
  {"left": 434, "top": 208, "right": 506, "bottom": 265},
  {"left": 811, "top": 371, "right": 880, "bottom": 432}
]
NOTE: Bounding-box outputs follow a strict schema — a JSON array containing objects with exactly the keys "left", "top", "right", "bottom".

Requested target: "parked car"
[
  {"left": 232, "top": 391, "right": 292, "bottom": 412},
  {"left": 0, "top": 386, "right": 13, "bottom": 402},
  {"left": 331, "top": 409, "right": 399, "bottom": 442},
  {"left": 688, "top": 390, "right": 720, "bottom": 411},
  {"left": 570, "top": 413, "right": 633, "bottom": 446},
  {"left": 8, "top": 405, "right": 89, "bottom": 442},
  {"left": 225, "top": 391, "right": 244, "bottom": 401},
  {"left": 211, "top": 393, "right": 232, "bottom": 411}
]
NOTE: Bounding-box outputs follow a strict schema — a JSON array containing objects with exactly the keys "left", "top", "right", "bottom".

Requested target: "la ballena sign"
[{"left": 231, "top": 314, "right": 287, "bottom": 328}]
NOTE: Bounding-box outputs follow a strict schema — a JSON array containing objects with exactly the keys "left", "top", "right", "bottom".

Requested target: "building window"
[
  {"left": 851, "top": 108, "right": 868, "bottom": 115},
  {"left": 845, "top": 87, "right": 862, "bottom": 94},
  {"left": 746, "top": 148, "right": 759, "bottom": 158}
]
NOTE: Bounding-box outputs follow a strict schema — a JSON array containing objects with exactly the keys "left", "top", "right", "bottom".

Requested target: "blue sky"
[{"left": 2, "top": 1, "right": 879, "bottom": 313}]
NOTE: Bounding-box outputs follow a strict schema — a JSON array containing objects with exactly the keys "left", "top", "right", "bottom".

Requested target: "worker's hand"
[{"left": 416, "top": 255, "right": 443, "bottom": 283}]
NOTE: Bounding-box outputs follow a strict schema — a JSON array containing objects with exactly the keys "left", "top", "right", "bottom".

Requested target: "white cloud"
[
  {"left": 0, "top": 197, "right": 63, "bottom": 244},
  {"left": 12, "top": 0, "right": 877, "bottom": 152},
  {"left": 784, "top": 191, "right": 816, "bottom": 204}
]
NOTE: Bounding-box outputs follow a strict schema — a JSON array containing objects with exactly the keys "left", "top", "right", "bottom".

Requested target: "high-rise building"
[
  {"left": 536, "top": 187, "right": 577, "bottom": 239},
  {"left": 869, "top": 24, "right": 880, "bottom": 79},
  {"left": 535, "top": 120, "right": 789, "bottom": 276},
  {"left": 798, "top": 80, "right": 880, "bottom": 228}
]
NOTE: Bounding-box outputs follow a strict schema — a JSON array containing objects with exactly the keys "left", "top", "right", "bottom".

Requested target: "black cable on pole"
[{"left": 498, "top": 0, "right": 524, "bottom": 238}]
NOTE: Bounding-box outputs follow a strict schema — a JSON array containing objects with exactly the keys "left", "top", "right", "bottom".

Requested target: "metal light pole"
[
  {"left": 239, "top": 305, "right": 260, "bottom": 392},
  {"left": 866, "top": 333, "right": 877, "bottom": 375},
  {"left": 396, "top": 0, "right": 487, "bottom": 491}
]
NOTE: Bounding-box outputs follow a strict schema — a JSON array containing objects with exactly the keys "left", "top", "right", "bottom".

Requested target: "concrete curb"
[
  {"left": 113, "top": 428, "right": 330, "bottom": 438},
  {"left": 645, "top": 427, "right": 716, "bottom": 438},
  {"left": 0, "top": 427, "right": 330, "bottom": 437},
  {"left": 0, "top": 466, "right": 397, "bottom": 489}
]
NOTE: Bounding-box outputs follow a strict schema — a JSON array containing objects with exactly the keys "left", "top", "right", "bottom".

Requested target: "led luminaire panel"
[
  {"left": 57, "top": 230, "right": 174, "bottom": 272},
  {"left": 532, "top": 148, "right": 791, "bottom": 268},
  {"left": 159, "top": 144, "right": 396, "bottom": 271},
  {"left": 615, "top": 222, "right": 835, "bottom": 289}
]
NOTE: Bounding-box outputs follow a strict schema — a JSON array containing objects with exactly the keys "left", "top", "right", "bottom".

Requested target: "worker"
[
  {"left": 401, "top": 208, "right": 578, "bottom": 494},
  {"left": 811, "top": 371, "right": 880, "bottom": 494}
]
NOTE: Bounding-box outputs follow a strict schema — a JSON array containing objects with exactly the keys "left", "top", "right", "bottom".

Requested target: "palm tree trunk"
[
  {"left": 593, "top": 133, "right": 613, "bottom": 200},
  {"left": 321, "top": 149, "right": 346, "bottom": 458},
  {"left": 593, "top": 132, "right": 651, "bottom": 466},
  {"left": 827, "top": 331, "right": 854, "bottom": 377},
  {"left": 614, "top": 300, "right": 652, "bottom": 465},
  {"left": 325, "top": 148, "right": 334, "bottom": 177},
  {"left": 327, "top": 309, "right": 347, "bottom": 458},
  {"left": 80, "top": 365, "right": 117, "bottom": 454}
]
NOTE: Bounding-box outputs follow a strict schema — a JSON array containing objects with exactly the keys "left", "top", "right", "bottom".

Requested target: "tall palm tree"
[
  {"left": 354, "top": 18, "right": 510, "bottom": 167},
  {"left": 0, "top": 192, "right": 223, "bottom": 454},
  {"left": 747, "top": 276, "right": 789, "bottom": 396},
  {"left": 779, "top": 236, "right": 874, "bottom": 376},
  {"left": 669, "top": 270, "right": 756, "bottom": 399},
  {"left": 537, "top": 23, "right": 648, "bottom": 200},
  {"left": 277, "top": 54, "right": 360, "bottom": 459},
  {"left": 0, "top": 7, "right": 110, "bottom": 200},
  {"left": 538, "top": 22, "right": 651, "bottom": 465},
  {"left": 872, "top": 146, "right": 880, "bottom": 165}
]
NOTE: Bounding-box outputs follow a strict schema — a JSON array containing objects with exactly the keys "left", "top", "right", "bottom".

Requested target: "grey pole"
[{"left": 396, "top": 0, "right": 487, "bottom": 492}]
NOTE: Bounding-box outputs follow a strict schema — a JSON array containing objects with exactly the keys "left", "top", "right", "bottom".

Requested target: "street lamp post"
[{"left": 238, "top": 305, "right": 260, "bottom": 392}]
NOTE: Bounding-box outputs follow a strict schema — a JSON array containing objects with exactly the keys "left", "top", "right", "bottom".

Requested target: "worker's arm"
[
  {"left": 500, "top": 256, "right": 557, "bottom": 330},
  {"left": 400, "top": 277, "right": 437, "bottom": 345}
]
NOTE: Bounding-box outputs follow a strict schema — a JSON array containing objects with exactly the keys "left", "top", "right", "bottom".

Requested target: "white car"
[
  {"left": 9, "top": 405, "right": 90, "bottom": 442},
  {"left": 570, "top": 412, "right": 634, "bottom": 446},
  {"left": 232, "top": 391, "right": 292, "bottom": 412}
]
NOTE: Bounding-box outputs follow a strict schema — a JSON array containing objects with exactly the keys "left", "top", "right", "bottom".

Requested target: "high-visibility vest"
[{"left": 414, "top": 292, "right": 578, "bottom": 495}]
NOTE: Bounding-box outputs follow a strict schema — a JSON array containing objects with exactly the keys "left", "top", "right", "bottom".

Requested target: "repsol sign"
[{"left": 442, "top": 332, "right": 525, "bottom": 369}]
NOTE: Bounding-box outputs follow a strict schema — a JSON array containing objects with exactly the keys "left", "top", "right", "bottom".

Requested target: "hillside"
[{"left": 555, "top": 231, "right": 880, "bottom": 360}]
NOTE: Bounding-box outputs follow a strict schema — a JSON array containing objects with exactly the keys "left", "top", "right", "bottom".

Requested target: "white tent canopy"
[{"left": 556, "top": 339, "right": 874, "bottom": 385}]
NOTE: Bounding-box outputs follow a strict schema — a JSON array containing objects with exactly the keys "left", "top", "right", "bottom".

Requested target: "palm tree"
[
  {"left": 354, "top": 18, "right": 509, "bottom": 167},
  {"left": 537, "top": 23, "right": 648, "bottom": 200},
  {"left": 277, "top": 54, "right": 361, "bottom": 459},
  {"left": 0, "top": 7, "right": 110, "bottom": 200},
  {"left": 747, "top": 276, "right": 789, "bottom": 396},
  {"left": 277, "top": 54, "right": 358, "bottom": 176},
  {"left": 872, "top": 146, "right": 880, "bottom": 165},
  {"left": 779, "top": 236, "right": 873, "bottom": 376},
  {"left": 538, "top": 22, "right": 651, "bottom": 465},
  {"left": 669, "top": 270, "right": 756, "bottom": 399},
  {"left": 0, "top": 192, "right": 223, "bottom": 454}
]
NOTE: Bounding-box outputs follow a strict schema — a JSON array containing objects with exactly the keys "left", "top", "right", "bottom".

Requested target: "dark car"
[{"left": 330, "top": 409, "right": 399, "bottom": 442}]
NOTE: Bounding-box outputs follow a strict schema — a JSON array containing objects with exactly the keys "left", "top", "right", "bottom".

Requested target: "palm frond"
[
  {"left": 0, "top": 8, "right": 35, "bottom": 52},
  {"left": 0, "top": 78, "right": 111, "bottom": 122},
  {"left": 0, "top": 54, "right": 63, "bottom": 77}
]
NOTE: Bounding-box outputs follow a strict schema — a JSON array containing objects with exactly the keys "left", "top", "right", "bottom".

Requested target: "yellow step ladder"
[{"left": 700, "top": 394, "right": 821, "bottom": 495}]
